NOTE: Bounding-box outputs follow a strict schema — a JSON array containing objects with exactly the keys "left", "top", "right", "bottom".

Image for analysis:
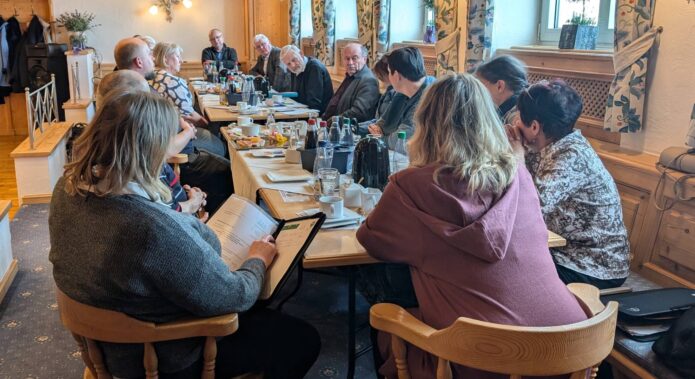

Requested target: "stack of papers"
[
  {"left": 266, "top": 169, "right": 313, "bottom": 183},
  {"left": 297, "top": 208, "right": 363, "bottom": 229},
  {"left": 251, "top": 149, "right": 285, "bottom": 158}
]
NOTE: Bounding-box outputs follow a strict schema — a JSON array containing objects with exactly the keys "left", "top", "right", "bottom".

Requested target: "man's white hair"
[
  {"left": 254, "top": 34, "right": 270, "bottom": 45},
  {"left": 280, "top": 44, "right": 301, "bottom": 60}
]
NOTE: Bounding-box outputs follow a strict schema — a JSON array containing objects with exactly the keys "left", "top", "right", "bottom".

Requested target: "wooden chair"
[
  {"left": 56, "top": 288, "right": 239, "bottom": 379},
  {"left": 369, "top": 283, "right": 619, "bottom": 379},
  {"left": 167, "top": 153, "right": 189, "bottom": 176}
]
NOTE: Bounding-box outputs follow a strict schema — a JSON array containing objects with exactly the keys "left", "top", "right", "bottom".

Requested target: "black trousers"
[
  {"left": 555, "top": 263, "right": 627, "bottom": 290},
  {"left": 160, "top": 309, "right": 321, "bottom": 379},
  {"left": 180, "top": 149, "right": 233, "bottom": 215}
]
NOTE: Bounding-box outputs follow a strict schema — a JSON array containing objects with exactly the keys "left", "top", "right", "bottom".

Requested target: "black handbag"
[{"left": 652, "top": 307, "right": 695, "bottom": 378}]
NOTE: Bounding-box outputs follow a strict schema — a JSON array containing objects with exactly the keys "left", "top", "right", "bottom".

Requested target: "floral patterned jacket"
[
  {"left": 150, "top": 69, "right": 194, "bottom": 116},
  {"left": 526, "top": 130, "right": 630, "bottom": 280}
]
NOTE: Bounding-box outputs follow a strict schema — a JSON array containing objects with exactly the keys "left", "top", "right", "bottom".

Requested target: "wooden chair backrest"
[
  {"left": 56, "top": 288, "right": 238, "bottom": 379},
  {"left": 369, "top": 283, "right": 619, "bottom": 379},
  {"left": 167, "top": 153, "right": 189, "bottom": 177}
]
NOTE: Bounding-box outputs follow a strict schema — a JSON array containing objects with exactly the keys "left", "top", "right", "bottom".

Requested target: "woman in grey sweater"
[{"left": 49, "top": 90, "right": 320, "bottom": 378}]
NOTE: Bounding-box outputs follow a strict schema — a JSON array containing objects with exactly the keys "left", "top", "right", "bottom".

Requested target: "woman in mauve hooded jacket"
[{"left": 357, "top": 73, "right": 587, "bottom": 379}]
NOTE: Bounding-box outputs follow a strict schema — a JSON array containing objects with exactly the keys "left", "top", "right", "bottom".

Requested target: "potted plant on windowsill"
[
  {"left": 558, "top": 0, "right": 598, "bottom": 50},
  {"left": 56, "top": 10, "right": 100, "bottom": 53}
]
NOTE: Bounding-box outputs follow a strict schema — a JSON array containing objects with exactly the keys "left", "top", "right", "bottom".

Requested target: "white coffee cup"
[
  {"left": 237, "top": 101, "right": 248, "bottom": 111},
  {"left": 272, "top": 94, "right": 284, "bottom": 104},
  {"left": 241, "top": 124, "right": 260, "bottom": 136},
  {"left": 238, "top": 116, "right": 253, "bottom": 126},
  {"left": 360, "top": 188, "right": 382, "bottom": 216},
  {"left": 319, "top": 196, "right": 344, "bottom": 219}
]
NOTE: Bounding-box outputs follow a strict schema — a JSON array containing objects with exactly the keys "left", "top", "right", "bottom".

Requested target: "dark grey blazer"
[
  {"left": 249, "top": 47, "right": 292, "bottom": 92},
  {"left": 326, "top": 66, "right": 380, "bottom": 122}
]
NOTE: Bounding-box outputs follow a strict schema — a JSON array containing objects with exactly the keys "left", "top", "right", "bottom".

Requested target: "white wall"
[
  {"left": 620, "top": 3, "right": 695, "bottom": 154},
  {"left": 491, "top": 0, "right": 540, "bottom": 54},
  {"left": 52, "top": 0, "right": 244, "bottom": 63},
  {"left": 390, "top": 0, "right": 425, "bottom": 43}
]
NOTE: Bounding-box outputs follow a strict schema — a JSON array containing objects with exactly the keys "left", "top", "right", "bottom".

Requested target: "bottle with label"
[
  {"left": 211, "top": 63, "right": 219, "bottom": 84},
  {"left": 242, "top": 76, "right": 255, "bottom": 103},
  {"left": 391, "top": 131, "right": 409, "bottom": 173},
  {"left": 304, "top": 119, "right": 318, "bottom": 149}
]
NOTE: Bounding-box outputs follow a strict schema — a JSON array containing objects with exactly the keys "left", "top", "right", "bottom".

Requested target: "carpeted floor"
[{"left": 0, "top": 204, "right": 377, "bottom": 379}]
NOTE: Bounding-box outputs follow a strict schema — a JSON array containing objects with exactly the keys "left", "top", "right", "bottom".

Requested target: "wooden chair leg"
[
  {"left": 72, "top": 333, "right": 97, "bottom": 378},
  {"left": 85, "top": 338, "right": 113, "bottom": 379},
  {"left": 201, "top": 336, "right": 217, "bottom": 379},
  {"left": 144, "top": 342, "right": 159, "bottom": 379},
  {"left": 392, "top": 335, "right": 411, "bottom": 379},
  {"left": 436, "top": 357, "right": 452, "bottom": 379}
]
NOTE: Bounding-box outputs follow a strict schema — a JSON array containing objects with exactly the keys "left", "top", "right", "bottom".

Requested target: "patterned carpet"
[{"left": 0, "top": 204, "right": 376, "bottom": 379}]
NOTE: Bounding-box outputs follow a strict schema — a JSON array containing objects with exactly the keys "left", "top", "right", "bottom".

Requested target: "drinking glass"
[
  {"left": 361, "top": 188, "right": 382, "bottom": 216},
  {"left": 318, "top": 168, "right": 340, "bottom": 196}
]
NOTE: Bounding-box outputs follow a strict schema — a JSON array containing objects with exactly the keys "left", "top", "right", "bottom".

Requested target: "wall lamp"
[{"left": 149, "top": 0, "right": 193, "bottom": 22}]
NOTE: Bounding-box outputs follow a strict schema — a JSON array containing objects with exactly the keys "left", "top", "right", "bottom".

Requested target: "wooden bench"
[{"left": 0, "top": 200, "right": 17, "bottom": 303}]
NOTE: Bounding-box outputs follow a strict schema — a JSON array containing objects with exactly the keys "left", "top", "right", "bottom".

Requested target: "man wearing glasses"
[
  {"left": 201, "top": 28, "right": 238, "bottom": 71},
  {"left": 322, "top": 43, "right": 380, "bottom": 122},
  {"left": 249, "top": 34, "right": 291, "bottom": 92}
]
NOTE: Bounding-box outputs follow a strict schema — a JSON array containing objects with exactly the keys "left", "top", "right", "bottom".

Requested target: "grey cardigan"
[
  {"left": 49, "top": 178, "right": 266, "bottom": 377},
  {"left": 249, "top": 47, "right": 292, "bottom": 92}
]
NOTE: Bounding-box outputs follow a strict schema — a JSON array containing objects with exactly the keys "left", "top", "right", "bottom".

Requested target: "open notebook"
[{"left": 207, "top": 195, "right": 325, "bottom": 300}]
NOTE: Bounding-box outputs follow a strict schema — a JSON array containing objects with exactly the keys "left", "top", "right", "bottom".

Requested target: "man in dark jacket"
[
  {"left": 201, "top": 28, "right": 238, "bottom": 71},
  {"left": 280, "top": 45, "right": 333, "bottom": 114},
  {"left": 322, "top": 43, "right": 379, "bottom": 122},
  {"left": 249, "top": 34, "right": 291, "bottom": 92}
]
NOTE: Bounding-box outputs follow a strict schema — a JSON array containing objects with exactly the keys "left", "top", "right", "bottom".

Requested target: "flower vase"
[
  {"left": 69, "top": 32, "right": 87, "bottom": 53},
  {"left": 423, "top": 25, "right": 437, "bottom": 44}
]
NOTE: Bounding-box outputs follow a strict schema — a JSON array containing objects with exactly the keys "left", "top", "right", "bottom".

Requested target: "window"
[{"left": 540, "top": 0, "right": 616, "bottom": 47}]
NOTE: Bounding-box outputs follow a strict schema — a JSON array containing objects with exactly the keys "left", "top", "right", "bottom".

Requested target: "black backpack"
[{"left": 652, "top": 307, "right": 695, "bottom": 378}]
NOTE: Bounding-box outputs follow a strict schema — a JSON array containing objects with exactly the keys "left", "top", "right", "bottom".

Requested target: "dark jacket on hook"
[{"left": 10, "top": 15, "right": 45, "bottom": 92}]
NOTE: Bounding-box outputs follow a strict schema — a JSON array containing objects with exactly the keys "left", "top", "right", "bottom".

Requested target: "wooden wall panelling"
[
  {"left": 0, "top": 102, "right": 12, "bottom": 135},
  {"left": 0, "top": 0, "right": 53, "bottom": 27},
  {"left": 10, "top": 93, "right": 28, "bottom": 136},
  {"left": 252, "top": 0, "right": 290, "bottom": 51},
  {"left": 616, "top": 183, "right": 649, "bottom": 266},
  {"left": 97, "top": 62, "right": 203, "bottom": 82}
]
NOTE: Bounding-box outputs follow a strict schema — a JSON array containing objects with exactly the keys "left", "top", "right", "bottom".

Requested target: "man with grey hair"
[
  {"left": 279, "top": 45, "right": 333, "bottom": 114},
  {"left": 322, "top": 42, "right": 379, "bottom": 122},
  {"left": 201, "top": 28, "right": 238, "bottom": 70},
  {"left": 114, "top": 37, "right": 156, "bottom": 79},
  {"left": 249, "top": 34, "right": 291, "bottom": 92}
]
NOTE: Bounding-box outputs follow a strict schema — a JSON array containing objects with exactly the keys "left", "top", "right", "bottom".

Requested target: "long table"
[
  {"left": 222, "top": 129, "right": 566, "bottom": 379},
  {"left": 194, "top": 87, "right": 316, "bottom": 123}
]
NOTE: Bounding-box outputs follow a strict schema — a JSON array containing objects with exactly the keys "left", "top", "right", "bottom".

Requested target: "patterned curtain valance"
[
  {"left": 289, "top": 0, "right": 301, "bottom": 47},
  {"left": 464, "top": 0, "right": 493, "bottom": 72},
  {"left": 357, "top": 0, "right": 391, "bottom": 66},
  {"left": 434, "top": 0, "right": 459, "bottom": 76},
  {"left": 604, "top": 0, "right": 660, "bottom": 133},
  {"left": 311, "top": 0, "right": 336, "bottom": 66}
]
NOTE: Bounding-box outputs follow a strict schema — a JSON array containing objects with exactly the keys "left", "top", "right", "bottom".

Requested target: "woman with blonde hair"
[
  {"left": 50, "top": 90, "right": 320, "bottom": 379},
  {"left": 356, "top": 73, "right": 587, "bottom": 379}
]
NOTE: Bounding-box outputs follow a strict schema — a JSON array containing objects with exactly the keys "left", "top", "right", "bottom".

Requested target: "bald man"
[
  {"left": 280, "top": 45, "right": 333, "bottom": 114},
  {"left": 201, "top": 28, "right": 238, "bottom": 70},
  {"left": 114, "top": 37, "right": 156, "bottom": 80},
  {"left": 322, "top": 43, "right": 379, "bottom": 122}
]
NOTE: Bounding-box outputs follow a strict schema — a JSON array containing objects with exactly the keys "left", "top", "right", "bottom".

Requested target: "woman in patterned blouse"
[
  {"left": 151, "top": 42, "right": 207, "bottom": 127},
  {"left": 507, "top": 80, "right": 630, "bottom": 289}
]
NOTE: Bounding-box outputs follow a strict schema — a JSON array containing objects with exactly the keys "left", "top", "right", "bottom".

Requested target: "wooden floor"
[{"left": 0, "top": 135, "right": 24, "bottom": 219}]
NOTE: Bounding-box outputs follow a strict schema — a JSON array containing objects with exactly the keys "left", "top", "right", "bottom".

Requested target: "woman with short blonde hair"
[
  {"left": 357, "top": 73, "right": 587, "bottom": 379},
  {"left": 153, "top": 42, "right": 182, "bottom": 69}
]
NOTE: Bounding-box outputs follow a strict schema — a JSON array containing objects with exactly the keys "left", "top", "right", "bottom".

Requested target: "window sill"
[{"left": 510, "top": 45, "right": 614, "bottom": 57}]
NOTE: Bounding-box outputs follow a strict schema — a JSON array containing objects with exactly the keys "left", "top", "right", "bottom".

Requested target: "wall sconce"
[{"left": 150, "top": 0, "right": 193, "bottom": 22}]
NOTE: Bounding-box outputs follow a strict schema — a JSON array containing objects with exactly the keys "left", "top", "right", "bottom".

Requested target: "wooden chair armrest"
[
  {"left": 568, "top": 283, "right": 606, "bottom": 316},
  {"left": 153, "top": 313, "right": 239, "bottom": 340},
  {"left": 167, "top": 153, "right": 189, "bottom": 165},
  {"left": 370, "top": 303, "right": 437, "bottom": 348}
]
